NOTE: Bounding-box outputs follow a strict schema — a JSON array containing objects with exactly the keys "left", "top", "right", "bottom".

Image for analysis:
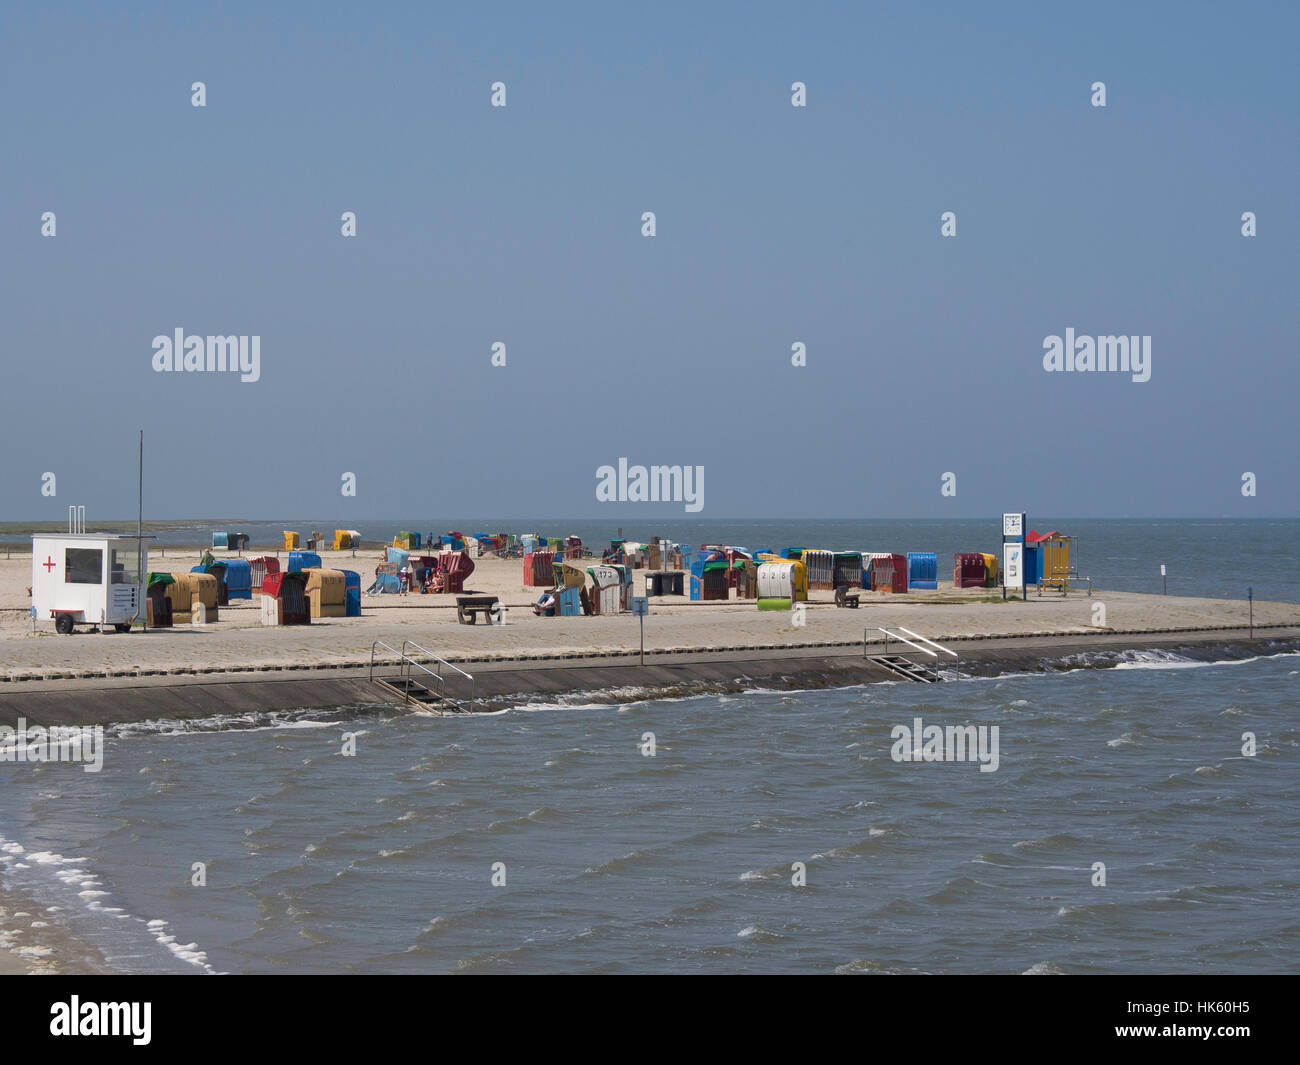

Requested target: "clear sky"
[{"left": 3, "top": 1, "right": 1296, "bottom": 520}]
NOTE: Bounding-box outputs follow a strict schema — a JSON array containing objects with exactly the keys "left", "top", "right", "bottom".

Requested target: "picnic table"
[{"left": 456, "top": 594, "right": 500, "bottom": 625}]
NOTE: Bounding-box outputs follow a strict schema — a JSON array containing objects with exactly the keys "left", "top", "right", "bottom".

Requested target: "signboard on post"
[
  {"left": 1002, "top": 512, "right": 1027, "bottom": 601},
  {"left": 1003, "top": 542, "right": 1024, "bottom": 589},
  {"left": 633, "top": 595, "right": 648, "bottom": 666}
]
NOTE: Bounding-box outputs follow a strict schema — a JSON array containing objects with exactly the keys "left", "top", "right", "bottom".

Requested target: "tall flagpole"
[{"left": 138, "top": 430, "right": 145, "bottom": 630}]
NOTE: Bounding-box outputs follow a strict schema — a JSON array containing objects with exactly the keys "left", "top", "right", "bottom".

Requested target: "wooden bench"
[{"left": 456, "top": 594, "right": 500, "bottom": 625}]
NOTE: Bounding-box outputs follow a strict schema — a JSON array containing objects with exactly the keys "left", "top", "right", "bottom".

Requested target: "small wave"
[
  {"left": 1013, "top": 833, "right": 1086, "bottom": 854},
  {"left": 110, "top": 710, "right": 345, "bottom": 737},
  {"left": 583, "top": 850, "right": 654, "bottom": 876},
  {"left": 1022, "top": 961, "right": 1068, "bottom": 975},
  {"left": 737, "top": 924, "right": 786, "bottom": 942},
  {"left": 834, "top": 958, "right": 897, "bottom": 974}
]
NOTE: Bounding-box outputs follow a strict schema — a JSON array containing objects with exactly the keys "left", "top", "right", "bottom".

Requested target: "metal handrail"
[
  {"left": 369, "top": 640, "right": 447, "bottom": 706},
  {"left": 896, "top": 626, "right": 962, "bottom": 678},
  {"left": 401, "top": 641, "right": 476, "bottom": 706},
  {"left": 896, "top": 627, "right": 958, "bottom": 657},
  {"left": 876, "top": 626, "right": 937, "bottom": 656},
  {"left": 863, "top": 626, "right": 961, "bottom": 680}
]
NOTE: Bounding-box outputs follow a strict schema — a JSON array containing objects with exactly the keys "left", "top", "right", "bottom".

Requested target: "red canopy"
[{"left": 1025, "top": 529, "right": 1061, "bottom": 543}]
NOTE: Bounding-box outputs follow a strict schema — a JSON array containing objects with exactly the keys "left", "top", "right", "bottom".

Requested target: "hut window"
[
  {"left": 65, "top": 548, "right": 103, "bottom": 584},
  {"left": 110, "top": 546, "right": 140, "bottom": 585}
]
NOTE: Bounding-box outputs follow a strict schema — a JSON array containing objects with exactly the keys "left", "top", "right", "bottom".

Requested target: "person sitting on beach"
[{"left": 533, "top": 588, "right": 557, "bottom": 617}]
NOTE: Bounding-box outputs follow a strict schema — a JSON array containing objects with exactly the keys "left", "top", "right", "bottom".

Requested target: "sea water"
[{"left": 1, "top": 650, "right": 1296, "bottom": 974}]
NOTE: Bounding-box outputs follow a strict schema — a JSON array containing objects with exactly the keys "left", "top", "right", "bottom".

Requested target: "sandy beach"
[{"left": 2, "top": 545, "right": 1297, "bottom": 682}]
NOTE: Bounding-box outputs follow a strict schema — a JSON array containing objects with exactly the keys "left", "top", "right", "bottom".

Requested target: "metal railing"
[
  {"left": 369, "top": 640, "right": 475, "bottom": 709},
  {"left": 865, "top": 626, "right": 962, "bottom": 679},
  {"left": 402, "top": 640, "right": 476, "bottom": 707}
]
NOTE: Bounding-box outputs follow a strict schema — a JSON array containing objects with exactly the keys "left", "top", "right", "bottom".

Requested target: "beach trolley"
[
  {"left": 261, "top": 571, "right": 310, "bottom": 625},
  {"left": 586, "top": 564, "right": 623, "bottom": 615},
  {"left": 247, "top": 555, "right": 280, "bottom": 592},
  {"left": 802, "top": 549, "right": 835, "bottom": 591},
  {"left": 953, "top": 553, "right": 987, "bottom": 588},
  {"left": 283, "top": 531, "right": 300, "bottom": 550},
  {"left": 31, "top": 534, "right": 148, "bottom": 634},
  {"left": 288, "top": 550, "right": 322, "bottom": 573},
  {"left": 304, "top": 568, "right": 347, "bottom": 618},
  {"left": 756, "top": 560, "right": 808, "bottom": 610},
  {"left": 524, "top": 549, "right": 554, "bottom": 587},
  {"left": 144, "top": 573, "right": 174, "bottom": 627},
  {"left": 907, "top": 552, "right": 938, "bottom": 590},
  {"left": 341, "top": 570, "right": 362, "bottom": 616}
]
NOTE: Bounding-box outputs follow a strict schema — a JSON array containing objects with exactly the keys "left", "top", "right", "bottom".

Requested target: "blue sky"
[{"left": 3, "top": 1, "right": 1297, "bottom": 519}]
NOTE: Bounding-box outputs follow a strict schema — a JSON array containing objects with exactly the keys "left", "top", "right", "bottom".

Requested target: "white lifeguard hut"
[{"left": 31, "top": 512, "right": 147, "bottom": 634}]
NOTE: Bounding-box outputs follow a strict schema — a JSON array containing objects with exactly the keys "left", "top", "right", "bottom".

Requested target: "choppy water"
[
  {"left": 5, "top": 518, "right": 1298, "bottom": 603},
  {"left": 2, "top": 650, "right": 1297, "bottom": 974}
]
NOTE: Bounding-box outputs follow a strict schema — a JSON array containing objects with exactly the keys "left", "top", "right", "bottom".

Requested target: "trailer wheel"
[
  {"left": 114, "top": 623, "right": 131, "bottom": 633},
  {"left": 55, "top": 613, "right": 75, "bottom": 635}
]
